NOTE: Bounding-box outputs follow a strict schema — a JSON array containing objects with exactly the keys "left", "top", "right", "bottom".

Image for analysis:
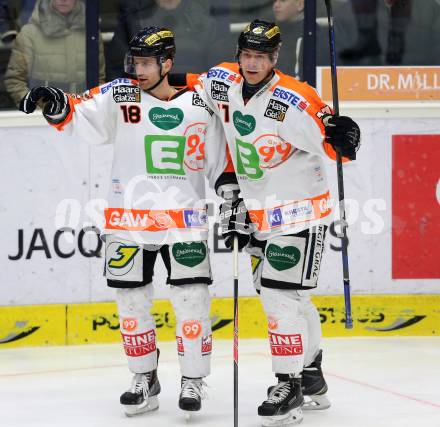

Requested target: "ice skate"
[
  {"left": 178, "top": 376, "right": 207, "bottom": 420},
  {"left": 258, "top": 374, "right": 303, "bottom": 426},
  {"left": 120, "top": 369, "right": 161, "bottom": 416},
  {"left": 301, "top": 350, "right": 330, "bottom": 410}
]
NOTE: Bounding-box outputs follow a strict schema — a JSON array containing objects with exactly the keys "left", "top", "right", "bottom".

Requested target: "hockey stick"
[
  {"left": 324, "top": 0, "right": 353, "bottom": 329},
  {"left": 233, "top": 235, "right": 239, "bottom": 426}
]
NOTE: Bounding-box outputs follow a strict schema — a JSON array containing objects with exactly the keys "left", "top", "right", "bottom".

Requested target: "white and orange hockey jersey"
[
  {"left": 50, "top": 78, "right": 228, "bottom": 244},
  {"left": 190, "top": 63, "right": 344, "bottom": 239}
]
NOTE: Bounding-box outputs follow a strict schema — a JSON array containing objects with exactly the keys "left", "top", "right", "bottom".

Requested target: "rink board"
[
  {"left": 2, "top": 119, "right": 440, "bottom": 308},
  {"left": 1, "top": 295, "right": 439, "bottom": 348}
]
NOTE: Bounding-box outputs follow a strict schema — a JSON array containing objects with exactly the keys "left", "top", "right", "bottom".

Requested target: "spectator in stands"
[
  {"left": 339, "top": 0, "right": 412, "bottom": 65},
  {"left": 4, "top": 0, "right": 105, "bottom": 106},
  {"left": 106, "top": 0, "right": 224, "bottom": 80},
  {"left": 272, "top": 0, "right": 328, "bottom": 80}
]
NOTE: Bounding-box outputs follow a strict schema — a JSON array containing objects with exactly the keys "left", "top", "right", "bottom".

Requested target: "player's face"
[
  {"left": 52, "top": 0, "right": 76, "bottom": 16},
  {"left": 239, "top": 49, "right": 274, "bottom": 85},
  {"left": 134, "top": 56, "right": 162, "bottom": 90}
]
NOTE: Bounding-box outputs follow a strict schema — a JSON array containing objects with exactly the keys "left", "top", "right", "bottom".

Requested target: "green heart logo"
[
  {"left": 266, "top": 244, "right": 301, "bottom": 271},
  {"left": 233, "top": 111, "right": 256, "bottom": 136},
  {"left": 149, "top": 107, "right": 184, "bottom": 130},
  {"left": 172, "top": 242, "right": 206, "bottom": 267}
]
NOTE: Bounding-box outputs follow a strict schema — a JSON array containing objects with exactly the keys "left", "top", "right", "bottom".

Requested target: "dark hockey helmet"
[
  {"left": 237, "top": 19, "right": 282, "bottom": 57},
  {"left": 125, "top": 26, "right": 176, "bottom": 74}
]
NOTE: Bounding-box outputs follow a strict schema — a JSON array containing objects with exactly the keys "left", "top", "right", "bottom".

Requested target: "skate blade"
[
  {"left": 184, "top": 411, "right": 192, "bottom": 423},
  {"left": 123, "top": 396, "right": 159, "bottom": 417},
  {"left": 302, "top": 393, "right": 331, "bottom": 411},
  {"left": 261, "top": 407, "right": 303, "bottom": 427}
]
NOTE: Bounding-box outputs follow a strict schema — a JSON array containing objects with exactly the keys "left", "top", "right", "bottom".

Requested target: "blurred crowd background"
[{"left": 0, "top": 0, "right": 439, "bottom": 110}]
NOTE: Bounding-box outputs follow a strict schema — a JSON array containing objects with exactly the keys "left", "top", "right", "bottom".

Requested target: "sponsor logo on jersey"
[
  {"left": 284, "top": 204, "right": 313, "bottom": 221},
  {"left": 264, "top": 99, "right": 289, "bottom": 121},
  {"left": 266, "top": 244, "right": 301, "bottom": 271},
  {"left": 211, "top": 80, "right": 229, "bottom": 102},
  {"left": 267, "top": 207, "right": 283, "bottom": 227},
  {"left": 69, "top": 89, "right": 94, "bottom": 102},
  {"left": 176, "top": 336, "right": 184, "bottom": 355},
  {"left": 101, "top": 78, "right": 132, "bottom": 94},
  {"left": 207, "top": 68, "right": 237, "bottom": 82},
  {"left": 269, "top": 332, "right": 303, "bottom": 356},
  {"left": 106, "top": 243, "right": 140, "bottom": 276},
  {"left": 311, "top": 227, "right": 325, "bottom": 278},
  {"left": 149, "top": 107, "right": 184, "bottom": 130},
  {"left": 273, "top": 87, "right": 309, "bottom": 112},
  {"left": 113, "top": 85, "right": 140, "bottom": 103},
  {"left": 233, "top": 111, "right": 256, "bottom": 136},
  {"left": 152, "top": 212, "right": 173, "bottom": 229},
  {"left": 121, "top": 330, "right": 156, "bottom": 357},
  {"left": 192, "top": 93, "right": 213, "bottom": 115},
  {"left": 182, "top": 320, "right": 202, "bottom": 339},
  {"left": 121, "top": 317, "right": 138, "bottom": 332},
  {"left": 201, "top": 334, "right": 212, "bottom": 355},
  {"left": 316, "top": 105, "right": 332, "bottom": 120},
  {"left": 145, "top": 135, "right": 186, "bottom": 175},
  {"left": 172, "top": 242, "right": 207, "bottom": 267},
  {"left": 184, "top": 209, "right": 208, "bottom": 227},
  {"left": 112, "top": 178, "right": 122, "bottom": 194},
  {"left": 267, "top": 316, "right": 278, "bottom": 331}
]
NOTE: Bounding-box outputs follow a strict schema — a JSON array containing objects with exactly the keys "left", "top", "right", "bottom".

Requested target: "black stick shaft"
[
  {"left": 324, "top": 0, "right": 353, "bottom": 329},
  {"left": 233, "top": 237, "right": 239, "bottom": 426}
]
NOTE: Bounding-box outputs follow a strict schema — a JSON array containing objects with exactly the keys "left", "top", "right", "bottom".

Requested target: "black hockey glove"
[
  {"left": 323, "top": 115, "right": 361, "bottom": 160},
  {"left": 219, "top": 198, "right": 254, "bottom": 250},
  {"left": 19, "top": 86, "right": 69, "bottom": 120}
]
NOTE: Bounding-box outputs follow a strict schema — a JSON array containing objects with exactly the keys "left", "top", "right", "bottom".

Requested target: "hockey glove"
[
  {"left": 219, "top": 198, "right": 254, "bottom": 250},
  {"left": 19, "top": 86, "right": 69, "bottom": 121},
  {"left": 323, "top": 115, "right": 361, "bottom": 160}
]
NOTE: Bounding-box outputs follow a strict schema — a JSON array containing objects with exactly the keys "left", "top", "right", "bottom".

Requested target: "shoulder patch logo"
[
  {"left": 113, "top": 85, "right": 140, "bottom": 103},
  {"left": 211, "top": 80, "right": 229, "bottom": 102},
  {"left": 192, "top": 93, "right": 213, "bottom": 115},
  {"left": 273, "top": 87, "right": 309, "bottom": 112}
]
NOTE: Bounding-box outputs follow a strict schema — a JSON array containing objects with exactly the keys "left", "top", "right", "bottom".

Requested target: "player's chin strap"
[{"left": 145, "top": 57, "right": 171, "bottom": 92}]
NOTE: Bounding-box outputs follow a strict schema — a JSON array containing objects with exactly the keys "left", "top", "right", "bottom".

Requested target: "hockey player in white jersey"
[
  {"left": 181, "top": 19, "right": 361, "bottom": 426},
  {"left": 19, "top": 26, "right": 231, "bottom": 418}
]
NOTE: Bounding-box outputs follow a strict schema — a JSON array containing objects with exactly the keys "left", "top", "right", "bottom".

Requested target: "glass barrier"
[
  {"left": 1, "top": 0, "right": 439, "bottom": 110},
  {"left": 319, "top": 0, "right": 440, "bottom": 67},
  {"left": 0, "top": 0, "right": 91, "bottom": 111}
]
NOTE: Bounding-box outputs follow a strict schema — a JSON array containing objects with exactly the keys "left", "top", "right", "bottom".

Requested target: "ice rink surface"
[{"left": 1, "top": 337, "right": 439, "bottom": 427}]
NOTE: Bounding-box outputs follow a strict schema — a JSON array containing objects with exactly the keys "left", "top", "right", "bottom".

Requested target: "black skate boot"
[
  {"left": 258, "top": 374, "right": 304, "bottom": 426},
  {"left": 301, "top": 349, "right": 330, "bottom": 410},
  {"left": 178, "top": 376, "right": 207, "bottom": 413},
  {"left": 120, "top": 368, "right": 161, "bottom": 416}
]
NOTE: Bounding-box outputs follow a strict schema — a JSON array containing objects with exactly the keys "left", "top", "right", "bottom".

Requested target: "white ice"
[{"left": 1, "top": 337, "right": 439, "bottom": 427}]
